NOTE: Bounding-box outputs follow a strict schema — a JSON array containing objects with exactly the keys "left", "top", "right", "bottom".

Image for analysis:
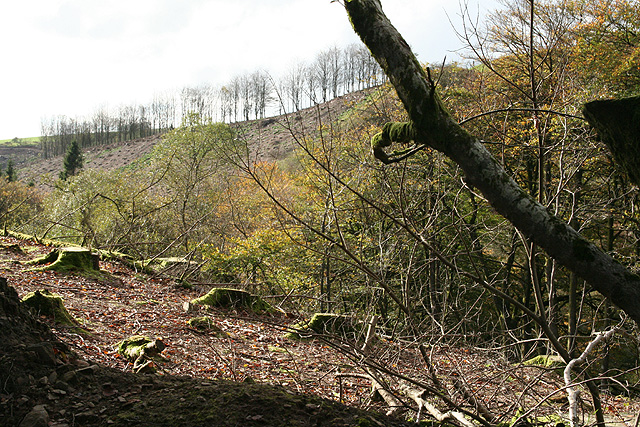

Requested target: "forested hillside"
[{"left": 3, "top": 0, "right": 640, "bottom": 425}]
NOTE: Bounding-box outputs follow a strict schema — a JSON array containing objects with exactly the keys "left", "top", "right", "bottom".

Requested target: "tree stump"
[
  {"left": 187, "top": 316, "right": 229, "bottom": 337},
  {"left": 286, "top": 313, "right": 358, "bottom": 340},
  {"left": 26, "top": 247, "right": 100, "bottom": 273},
  {"left": 21, "top": 289, "right": 77, "bottom": 326},
  {"left": 190, "top": 288, "right": 278, "bottom": 314},
  {"left": 116, "top": 335, "right": 166, "bottom": 373}
]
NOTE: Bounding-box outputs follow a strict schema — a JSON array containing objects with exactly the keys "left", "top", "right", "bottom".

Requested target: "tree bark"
[
  {"left": 583, "top": 96, "right": 640, "bottom": 186},
  {"left": 343, "top": 0, "right": 640, "bottom": 324}
]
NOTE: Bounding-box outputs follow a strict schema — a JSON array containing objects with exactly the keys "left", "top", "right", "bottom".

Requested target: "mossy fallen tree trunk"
[
  {"left": 21, "top": 289, "right": 77, "bottom": 326},
  {"left": 342, "top": 2, "right": 627, "bottom": 425},
  {"left": 25, "top": 247, "right": 100, "bottom": 273}
]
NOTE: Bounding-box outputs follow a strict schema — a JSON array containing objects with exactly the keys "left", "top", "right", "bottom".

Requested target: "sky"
[{"left": 0, "top": 0, "right": 499, "bottom": 140}]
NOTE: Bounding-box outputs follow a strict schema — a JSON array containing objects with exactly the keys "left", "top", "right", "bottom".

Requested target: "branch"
[
  {"left": 564, "top": 328, "right": 618, "bottom": 427},
  {"left": 398, "top": 382, "right": 477, "bottom": 427},
  {"left": 343, "top": 0, "right": 640, "bottom": 328}
]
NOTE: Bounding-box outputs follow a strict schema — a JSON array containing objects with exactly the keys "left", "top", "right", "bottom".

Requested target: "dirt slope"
[{"left": 0, "top": 235, "right": 409, "bottom": 426}]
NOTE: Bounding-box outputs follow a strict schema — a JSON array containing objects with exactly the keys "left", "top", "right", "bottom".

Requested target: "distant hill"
[{"left": 17, "top": 89, "right": 375, "bottom": 187}]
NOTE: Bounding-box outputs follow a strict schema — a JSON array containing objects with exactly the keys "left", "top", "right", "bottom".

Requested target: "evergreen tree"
[
  {"left": 60, "top": 140, "right": 83, "bottom": 180},
  {"left": 5, "top": 160, "right": 16, "bottom": 182}
]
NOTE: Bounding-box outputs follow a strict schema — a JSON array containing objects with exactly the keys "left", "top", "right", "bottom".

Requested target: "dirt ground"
[
  {"left": 0, "top": 235, "right": 411, "bottom": 426},
  {"left": 2, "top": 235, "right": 640, "bottom": 426}
]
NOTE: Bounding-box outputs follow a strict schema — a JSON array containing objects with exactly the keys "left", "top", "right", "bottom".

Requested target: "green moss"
[
  {"left": 191, "top": 288, "right": 278, "bottom": 314},
  {"left": 384, "top": 121, "right": 417, "bottom": 143},
  {"left": 371, "top": 121, "right": 420, "bottom": 163},
  {"left": 286, "top": 313, "right": 358, "bottom": 340},
  {"left": 523, "top": 354, "right": 565, "bottom": 369},
  {"left": 25, "top": 247, "right": 101, "bottom": 276},
  {"left": 116, "top": 335, "right": 166, "bottom": 372},
  {"left": 21, "top": 289, "right": 77, "bottom": 326},
  {"left": 116, "top": 336, "right": 159, "bottom": 360}
]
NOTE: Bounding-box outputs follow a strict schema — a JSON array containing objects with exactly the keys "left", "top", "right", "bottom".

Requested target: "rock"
[
  {"left": 19, "top": 404, "right": 49, "bottom": 427},
  {"left": 182, "top": 301, "right": 193, "bottom": 313},
  {"left": 25, "top": 342, "right": 57, "bottom": 366},
  {"left": 76, "top": 365, "right": 99, "bottom": 376},
  {"left": 74, "top": 411, "right": 99, "bottom": 424}
]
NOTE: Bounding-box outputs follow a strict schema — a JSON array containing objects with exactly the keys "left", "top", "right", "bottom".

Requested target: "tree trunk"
[
  {"left": 583, "top": 97, "right": 640, "bottom": 186},
  {"left": 343, "top": 0, "right": 640, "bottom": 325}
]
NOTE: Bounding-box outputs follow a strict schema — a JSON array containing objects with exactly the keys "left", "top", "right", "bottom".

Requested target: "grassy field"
[{"left": 0, "top": 136, "right": 41, "bottom": 146}]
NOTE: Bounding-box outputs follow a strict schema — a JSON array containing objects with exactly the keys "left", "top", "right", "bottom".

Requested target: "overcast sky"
[{"left": 0, "top": 0, "right": 499, "bottom": 140}]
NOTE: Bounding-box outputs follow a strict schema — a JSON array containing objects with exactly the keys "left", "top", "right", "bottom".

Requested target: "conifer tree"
[
  {"left": 5, "top": 159, "right": 16, "bottom": 182},
  {"left": 60, "top": 140, "right": 83, "bottom": 180}
]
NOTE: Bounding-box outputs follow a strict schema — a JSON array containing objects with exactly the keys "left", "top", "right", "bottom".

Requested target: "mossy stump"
[
  {"left": 26, "top": 247, "right": 100, "bottom": 273},
  {"left": 21, "top": 289, "right": 77, "bottom": 326},
  {"left": 116, "top": 335, "right": 166, "bottom": 373},
  {"left": 286, "top": 313, "right": 357, "bottom": 340},
  {"left": 190, "top": 288, "right": 278, "bottom": 314}
]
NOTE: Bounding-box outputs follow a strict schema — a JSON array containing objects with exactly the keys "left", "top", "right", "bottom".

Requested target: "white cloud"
[{"left": 0, "top": 0, "right": 498, "bottom": 139}]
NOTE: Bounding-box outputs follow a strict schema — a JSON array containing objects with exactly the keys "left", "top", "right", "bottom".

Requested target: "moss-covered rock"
[
  {"left": 187, "top": 316, "right": 229, "bottom": 337},
  {"left": 116, "top": 335, "right": 166, "bottom": 373},
  {"left": 286, "top": 313, "right": 358, "bottom": 340},
  {"left": 523, "top": 354, "right": 565, "bottom": 369},
  {"left": 190, "top": 288, "right": 278, "bottom": 314},
  {"left": 21, "top": 289, "right": 77, "bottom": 326},
  {"left": 25, "top": 247, "right": 100, "bottom": 274}
]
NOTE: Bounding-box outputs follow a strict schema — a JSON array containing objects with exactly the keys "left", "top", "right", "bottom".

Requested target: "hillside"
[
  {"left": 17, "top": 90, "right": 374, "bottom": 187},
  {"left": 0, "top": 234, "right": 412, "bottom": 426}
]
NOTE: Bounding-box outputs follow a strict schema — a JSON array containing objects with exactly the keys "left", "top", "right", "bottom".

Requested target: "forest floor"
[
  {"left": 1, "top": 235, "right": 640, "bottom": 427},
  {"left": 0, "top": 234, "right": 412, "bottom": 426}
]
